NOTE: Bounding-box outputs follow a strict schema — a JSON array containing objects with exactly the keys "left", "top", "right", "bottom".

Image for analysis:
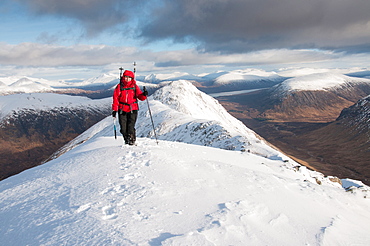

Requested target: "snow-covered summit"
[
  {"left": 152, "top": 80, "right": 238, "bottom": 123},
  {"left": 135, "top": 80, "right": 293, "bottom": 157},
  {"left": 275, "top": 72, "right": 370, "bottom": 94},
  {"left": 64, "top": 73, "right": 117, "bottom": 87},
  {"left": 143, "top": 72, "right": 200, "bottom": 84},
  {"left": 214, "top": 69, "right": 281, "bottom": 85},
  {"left": 0, "top": 77, "right": 55, "bottom": 94}
]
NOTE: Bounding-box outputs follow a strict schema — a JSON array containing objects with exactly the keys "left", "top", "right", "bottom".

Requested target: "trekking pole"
[
  {"left": 144, "top": 86, "right": 158, "bottom": 145},
  {"left": 114, "top": 67, "right": 123, "bottom": 140},
  {"left": 113, "top": 117, "right": 117, "bottom": 139},
  {"left": 119, "top": 67, "right": 123, "bottom": 79}
]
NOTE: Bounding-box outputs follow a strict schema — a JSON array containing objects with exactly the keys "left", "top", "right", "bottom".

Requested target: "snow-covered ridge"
[
  {"left": 135, "top": 80, "right": 294, "bottom": 158},
  {"left": 275, "top": 72, "right": 370, "bottom": 94},
  {"left": 0, "top": 77, "right": 56, "bottom": 94},
  {"left": 143, "top": 72, "right": 200, "bottom": 84},
  {"left": 0, "top": 74, "right": 118, "bottom": 95}
]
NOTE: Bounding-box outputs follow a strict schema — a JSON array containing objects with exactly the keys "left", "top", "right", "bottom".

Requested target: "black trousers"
[{"left": 118, "top": 110, "right": 138, "bottom": 142}]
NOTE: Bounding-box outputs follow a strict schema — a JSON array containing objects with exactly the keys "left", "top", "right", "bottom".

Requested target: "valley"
[{"left": 217, "top": 90, "right": 370, "bottom": 185}]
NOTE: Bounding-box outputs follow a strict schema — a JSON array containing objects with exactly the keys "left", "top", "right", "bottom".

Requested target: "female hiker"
[{"left": 112, "top": 70, "right": 148, "bottom": 145}]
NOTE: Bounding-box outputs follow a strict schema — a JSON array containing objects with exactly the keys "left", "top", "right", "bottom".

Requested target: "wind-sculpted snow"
[{"left": 136, "top": 80, "right": 279, "bottom": 158}]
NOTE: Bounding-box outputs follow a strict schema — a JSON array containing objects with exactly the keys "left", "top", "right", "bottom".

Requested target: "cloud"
[
  {"left": 11, "top": 0, "right": 370, "bottom": 55},
  {"left": 13, "top": 0, "right": 147, "bottom": 36},
  {"left": 138, "top": 0, "right": 370, "bottom": 53},
  {"left": 0, "top": 42, "right": 343, "bottom": 69},
  {"left": 0, "top": 42, "right": 140, "bottom": 66}
]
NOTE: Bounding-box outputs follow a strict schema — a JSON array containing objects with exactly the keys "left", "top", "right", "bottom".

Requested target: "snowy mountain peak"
[
  {"left": 0, "top": 76, "right": 57, "bottom": 95},
  {"left": 144, "top": 73, "right": 160, "bottom": 83},
  {"left": 82, "top": 73, "right": 117, "bottom": 84},
  {"left": 136, "top": 80, "right": 295, "bottom": 158},
  {"left": 152, "top": 80, "right": 231, "bottom": 122},
  {"left": 214, "top": 69, "right": 280, "bottom": 85},
  {"left": 9, "top": 77, "right": 34, "bottom": 86}
]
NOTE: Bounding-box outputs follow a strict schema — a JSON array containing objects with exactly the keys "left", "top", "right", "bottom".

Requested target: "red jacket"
[{"left": 112, "top": 72, "right": 147, "bottom": 112}]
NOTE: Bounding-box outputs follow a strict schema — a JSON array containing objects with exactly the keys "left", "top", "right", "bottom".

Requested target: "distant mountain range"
[{"left": 0, "top": 69, "right": 285, "bottom": 96}]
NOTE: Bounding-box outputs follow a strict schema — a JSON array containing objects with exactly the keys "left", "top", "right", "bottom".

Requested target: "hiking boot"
[
  {"left": 123, "top": 135, "right": 129, "bottom": 145},
  {"left": 128, "top": 134, "right": 135, "bottom": 145}
]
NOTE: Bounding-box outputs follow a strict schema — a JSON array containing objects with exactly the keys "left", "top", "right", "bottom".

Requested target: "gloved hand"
[
  {"left": 143, "top": 87, "right": 148, "bottom": 96},
  {"left": 112, "top": 111, "right": 117, "bottom": 117}
]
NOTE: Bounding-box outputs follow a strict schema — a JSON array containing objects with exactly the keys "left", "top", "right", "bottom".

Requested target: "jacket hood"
[{"left": 122, "top": 70, "right": 135, "bottom": 79}]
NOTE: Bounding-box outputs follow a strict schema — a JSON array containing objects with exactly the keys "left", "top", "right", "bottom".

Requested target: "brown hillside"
[{"left": 217, "top": 86, "right": 370, "bottom": 185}]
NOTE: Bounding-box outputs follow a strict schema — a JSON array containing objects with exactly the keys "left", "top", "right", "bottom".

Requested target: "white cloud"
[{"left": 1, "top": 42, "right": 369, "bottom": 80}]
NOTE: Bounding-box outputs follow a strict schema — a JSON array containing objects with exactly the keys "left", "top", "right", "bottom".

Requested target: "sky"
[{"left": 1, "top": 0, "right": 370, "bottom": 80}]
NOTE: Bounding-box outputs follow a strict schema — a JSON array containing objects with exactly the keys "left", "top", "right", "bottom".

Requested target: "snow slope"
[
  {"left": 136, "top": 80, "right": 280, "bottom": 156},
  {"left": 1, "top": 117, "right": 370, "bottom": 245},
  {"left": 1, "top": 80, "right": 370, "bottom": 245}
]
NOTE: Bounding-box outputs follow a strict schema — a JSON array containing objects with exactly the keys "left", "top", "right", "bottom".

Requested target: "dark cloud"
[
  {"left": 139, "top": 0, "right": 370, "bottom": 53},
  {"left": 14, "top": 0, "right": 147, "bottom": 36},
  {"left": 12, "top": 0, "right": 370, "bottom": 54}
]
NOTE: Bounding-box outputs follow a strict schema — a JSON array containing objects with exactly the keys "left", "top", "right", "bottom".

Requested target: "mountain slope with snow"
[
  {"left": 136, "top": 80, "right": 280, "bottom": 156},
  {"left": 214, "top": 69, "right": 282, "bottom": 85},
  {"left": 274, "top": 72, "right": 370, "bottom": 96},
  {"left": 254, "top": 73, "right": 370, "bottom": 122}
]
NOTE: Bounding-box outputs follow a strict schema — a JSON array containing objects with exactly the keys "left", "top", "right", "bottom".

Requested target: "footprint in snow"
[
  {"left": 75, "top": 203, "right": 91, "bottom": 213},
  {"left": 101, "top": 205, "right": 118, "bottom": 220}
]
